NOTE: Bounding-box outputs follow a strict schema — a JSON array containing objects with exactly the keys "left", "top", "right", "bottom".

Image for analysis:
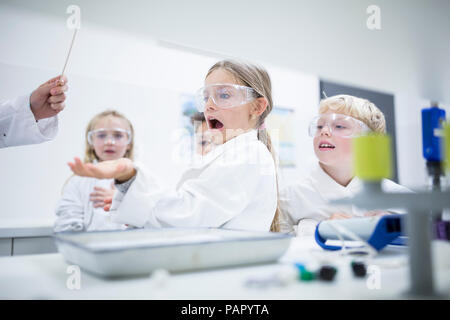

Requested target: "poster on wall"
[
  {"left": 175, "top": 93, "right": 198, "bottom": 164},
  {"left": 266, "top": 106, "right": 296, "bottom": 168},
  {"left": 180, "top": 93, "right": 198, "bottom": 135}
]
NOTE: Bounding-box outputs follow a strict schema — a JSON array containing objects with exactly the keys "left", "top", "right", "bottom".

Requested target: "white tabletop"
[{"left": 0, "top": 237, "right": 449, "bottom": 299}]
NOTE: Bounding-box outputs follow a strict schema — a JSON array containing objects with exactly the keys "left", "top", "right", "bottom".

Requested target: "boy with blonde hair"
[{"left": 279, "top": 94, "right": 410, "bottom": 235}]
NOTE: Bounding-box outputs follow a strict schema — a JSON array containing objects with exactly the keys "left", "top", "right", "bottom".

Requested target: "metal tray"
[{"left": 53, "top": 228, "right": 292, "bottom": 278}]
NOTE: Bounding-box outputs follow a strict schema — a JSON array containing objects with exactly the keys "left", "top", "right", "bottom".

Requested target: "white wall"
[
  {"left": 0, "top": 6, "right": 319, "bottom": 223},
  {"left": 2, "top": 0, "right": 449, "bottom": 104}
]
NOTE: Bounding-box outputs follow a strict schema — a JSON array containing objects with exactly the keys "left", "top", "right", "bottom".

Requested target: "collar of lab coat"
[
  {"left": 308, "top": 162, "right": 362, "bottom": 200},
  {"left": 191, "top": 129, "right": 259, "bottom": 169}
]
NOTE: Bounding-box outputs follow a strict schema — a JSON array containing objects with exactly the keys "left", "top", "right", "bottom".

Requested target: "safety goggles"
[
  {"left": 308, "top": 113, "right": 371, "bottom": 138},
  {"left": 195, "top": 83, "right": 258, "bottom": 112},
  {"left": 87, "top": 128, "right": 132, "bottom": 145}
]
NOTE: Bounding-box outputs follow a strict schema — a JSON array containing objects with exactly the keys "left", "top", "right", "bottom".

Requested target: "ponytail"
[{"left": 257, "top": 126, "right": 282, "bottom": 232}]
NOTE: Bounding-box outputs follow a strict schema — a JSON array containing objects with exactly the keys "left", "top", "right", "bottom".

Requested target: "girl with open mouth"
[{"left": 68, "top": 60, "right": 282, "bottom": 232}]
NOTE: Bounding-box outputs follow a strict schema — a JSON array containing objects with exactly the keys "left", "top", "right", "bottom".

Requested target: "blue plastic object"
[
  {"left": 315, "top": 214, "right": 405, "bottom": 251},
  {"left": 422, "top": 106, "right": 446, "bottom": 162}
]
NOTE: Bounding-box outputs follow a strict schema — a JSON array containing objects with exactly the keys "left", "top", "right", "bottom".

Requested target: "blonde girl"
[
  {"left": 54, "top": 110, "right": 136, "bottom": 232},
  {"left": 68, "top": 60, "right": 281, "bottom": 232}
]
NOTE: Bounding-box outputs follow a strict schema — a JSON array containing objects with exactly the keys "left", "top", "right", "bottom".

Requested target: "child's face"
[
  {"left": 194, "top": 121, "right": 216, "bottom": 155},
  {"left": 313, "top": 112, "right": 355, "bottom": 167},
  {"left": 203, "top": 68, "right": 257, "bottom": 144},
  {"left": 90, "top": 116, "right": 131, "bottom": 162}
]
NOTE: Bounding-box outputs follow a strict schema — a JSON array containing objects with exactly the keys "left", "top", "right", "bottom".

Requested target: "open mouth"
[
  {"left": 318, "top": 143, "right": 335, "bottom": 150},
  {"left": 104, "top": 150, "right": 116, "bottom": 154},
  {"left": 207, "top": 116, "right": 224, "bottom": 130}
]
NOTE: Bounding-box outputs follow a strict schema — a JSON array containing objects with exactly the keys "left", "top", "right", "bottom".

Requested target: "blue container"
[{"left": 422, "top": 106, "right": 446, "bottom": 161}]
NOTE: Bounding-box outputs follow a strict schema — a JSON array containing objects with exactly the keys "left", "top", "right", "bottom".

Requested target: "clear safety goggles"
[
  {"left": 308, "top": 113, "right": 371, "bottom": 138},
  {"left": 195, "top": 83, "right": 258, "bottom": 112},
  {"left": 87, "top": 128, "right": 132, "bottom": 145}
]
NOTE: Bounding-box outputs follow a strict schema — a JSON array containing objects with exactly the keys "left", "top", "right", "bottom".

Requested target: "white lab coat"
[
  {"left": 279, "top": 162, "right": 412, "bottom": 236},
  {"left": 110, "top": 130, "right": 278, "bottom": 231},
  {"left": 54, "top": 175, "right": 128, "bottom": 232},
  {"left": 0, "top": 94, "right": 58, "bottom": 148}
]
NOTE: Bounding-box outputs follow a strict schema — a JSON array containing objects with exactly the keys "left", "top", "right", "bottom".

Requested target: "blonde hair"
[
  {"left": 319, "top": 94, "right": 386, "bottom": 133},
  {"left": 206, "top": 60, "right": 282, "bottom": 232},
  {"left": 84, "top": 110, "right": 135, "bottom": 163}
]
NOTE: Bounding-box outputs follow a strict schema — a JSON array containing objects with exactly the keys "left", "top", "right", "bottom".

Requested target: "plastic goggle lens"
[
  {"left": 195, "top": 84, "right": 256, "bottom": 112},
  {"left": 309, "top": 115, "right": 369, "bottom": 138},
  {"left": 88, "top": 129, "right": 131, "bottom": 145}
]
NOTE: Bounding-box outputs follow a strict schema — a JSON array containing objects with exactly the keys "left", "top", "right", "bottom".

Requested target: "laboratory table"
[{"left": 1, "top": 237, "right": 449, "bottom": 300}]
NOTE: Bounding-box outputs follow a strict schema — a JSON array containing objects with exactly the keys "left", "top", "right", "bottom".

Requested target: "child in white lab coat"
[
  {"left": 190, "top": 112, "right": 215, "bottom": 156},
  {"left": 279, "top": 95, "right": 411, "bottom": 236},
  {"left": 68, "top": 60, "right": 281, "bottom": 232},
  {"left": 54, "top": 110, "right": 152, "bottom": 232}
]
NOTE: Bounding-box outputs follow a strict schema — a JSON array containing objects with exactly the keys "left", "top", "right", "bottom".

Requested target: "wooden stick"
[{"left": 61, "top": 28, "right": 78, "bottom": 77}]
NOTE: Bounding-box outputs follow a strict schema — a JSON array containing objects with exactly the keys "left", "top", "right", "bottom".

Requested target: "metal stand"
[
  {"left": 406, "top": 209, "right": 434, "bottom": 296},
  {"left": 330, "top": 183, "right": 450, "bottom": 298}
]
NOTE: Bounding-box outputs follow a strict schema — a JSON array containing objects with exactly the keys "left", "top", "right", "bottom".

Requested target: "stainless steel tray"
[{"left": 53, "top": 228, "right": 292, "bottom": 278}]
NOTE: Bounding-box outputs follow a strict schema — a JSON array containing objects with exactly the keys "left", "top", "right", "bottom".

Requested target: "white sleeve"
[
  {"left": 381, "top": 179, "right": 414, "bottom": 214},
  {"left": 382, "top": 179, "right": 414, "bottom": 194},
  {"left": 296, "top": 218, "right": 320, "bottom": 237},
  {"left": 111, "top": 153, "right": 275, "bottom": 229},
  {"left": 109, "top": 164, "right": 163, "bottom": 227},
  {"left": 54, "top": 176, "right": 85, "bottom": 232},
  {"left": 280, "top": 184, "right": 323, "bottom": 237},
  {"left": 0, "top": 94, "right": 58, "bottom": 148},
  {"left": 278, "top": 186, "right": 297, "bottom": 234},
  {"left": 279, "top": 181, "right": 333, "bottom": 234}
]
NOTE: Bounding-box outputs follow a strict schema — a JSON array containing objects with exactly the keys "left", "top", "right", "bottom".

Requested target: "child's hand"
[
  {"left": 68, "top": 157, "right": 136, "bottom": 181},
  {"left": 103, "top": 198, "right": 113, "bottom": 212},
  {"left": 328, "top": 213, "right": 353, "bottom": 220},
  {"left": 364, "top": 210, "right": 390, "bottom": 217},
  {"left": 90, "top": 182, "right": 116, "bottom": 208},
  {"left": 103, "top": 198, "right": 129, "bottom": 228}
]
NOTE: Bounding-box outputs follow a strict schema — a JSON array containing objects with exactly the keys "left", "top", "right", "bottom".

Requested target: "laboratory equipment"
[
  {"left": 422, "top": 103, "right": 449, "bottom": 240},
  {"left": 422, "top": 103, "right": 446, "bottom": 190},
  {"left": 328, "top": 130, "right": 450, "bottom": 297},
  {"left": 54, "top": 227, "right": 292, "bottom": 278},
  {"left": 315, "top": 214, "right": 404, "bottom": 251},
  {"left": 318, "top": 265, "right": 337, "bottom": 281},
  {"left": 61, "top": 29, "right": 78, "bottom": 77},
  {"left": 351, "top": 261, "right": 367, "bottom": 278}
]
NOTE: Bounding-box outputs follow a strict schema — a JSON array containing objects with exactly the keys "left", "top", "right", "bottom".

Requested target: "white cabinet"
[
  {"left": 0, "top": 223, "right": 57, "bottom": 256},
  {"left": 0, "top": 238, "right": 12, "bottom": 256},
  {"left": 12, "top": 237, "right": 57, "bottom": 256}
]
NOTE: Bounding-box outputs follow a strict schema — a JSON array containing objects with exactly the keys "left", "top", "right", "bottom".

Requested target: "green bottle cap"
[
  {"left": 299, "top": 270, "right": 316, "bottom": 281},
  {"left": 352, "top": 133, "right": 392, "bottom": 181}
]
